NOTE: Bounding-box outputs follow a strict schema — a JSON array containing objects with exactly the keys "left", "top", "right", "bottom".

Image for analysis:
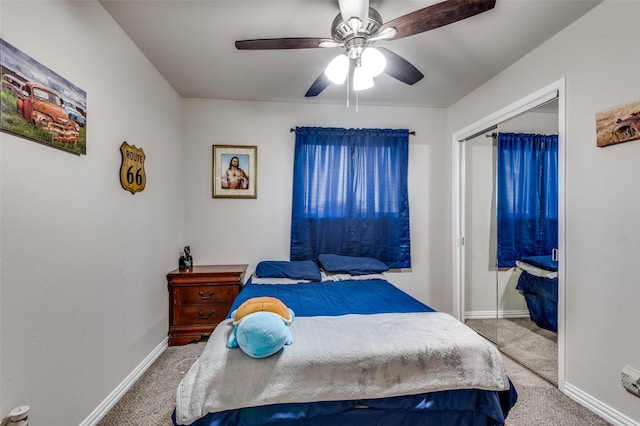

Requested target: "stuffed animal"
[{"left": 226, "top": 297, "right": 294, "bottom": 358}]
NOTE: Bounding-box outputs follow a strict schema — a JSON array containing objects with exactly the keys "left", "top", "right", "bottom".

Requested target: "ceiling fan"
[{"left": 235, "top": 0, "right": 496, "bottom": 97}]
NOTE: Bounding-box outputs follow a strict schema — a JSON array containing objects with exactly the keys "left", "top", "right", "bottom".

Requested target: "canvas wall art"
[
  {"left": 596, "top": 100, "right": 640, "bottom": 148},
  {"left": 1, "top": 38, "right": 87, "bottom": 155}
]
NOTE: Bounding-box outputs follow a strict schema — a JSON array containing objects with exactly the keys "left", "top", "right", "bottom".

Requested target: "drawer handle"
[
  {"left": 198, "top": 290, "right": 215, "bottom": 300},
  {"left": 198, "top": 310, "right": 214, "bottom": 319}
]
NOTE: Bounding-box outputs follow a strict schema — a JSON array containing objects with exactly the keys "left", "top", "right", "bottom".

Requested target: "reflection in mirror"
[
  {"left": 463, "top": 131, "right": 498, "bottom": 345},
  {"left": 464, "top": 99, "right": 558, "bottom": 385}
]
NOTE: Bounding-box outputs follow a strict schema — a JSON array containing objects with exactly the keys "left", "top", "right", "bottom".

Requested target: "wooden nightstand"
[{"left": 167, "top": 264, "right": 247, "bottom": 346}]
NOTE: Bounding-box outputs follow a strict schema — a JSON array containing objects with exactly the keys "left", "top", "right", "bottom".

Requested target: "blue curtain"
[
  {"left": 497, "top": 132, "right": 558, "bottom": 267},
  {"left": 290, "top": 127, "right": 411, "bottom": 268}
]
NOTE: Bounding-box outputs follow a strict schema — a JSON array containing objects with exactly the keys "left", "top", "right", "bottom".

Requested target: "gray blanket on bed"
[{"left": 175, "top": 312, "right": 510, "bottom": 425}]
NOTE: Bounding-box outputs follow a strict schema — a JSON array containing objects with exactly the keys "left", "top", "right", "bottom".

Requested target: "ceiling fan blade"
[
  {"left": 378, "top": 47, "right": 424, "bottom": 85},
  {"left": 338, "top": 0, "right": 369, "bottom": 24},
  {"left": 305, "top": 72, "right": 332, "bottom": 97},
  {"left": 235, "top": 38, "right": 334, "bottom": 50},
  {"left": 379, "top": 0, "right": 496, "bottom": 41}
]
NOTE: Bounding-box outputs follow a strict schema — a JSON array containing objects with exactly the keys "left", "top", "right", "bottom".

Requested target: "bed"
[
  {"left": 515, "top": 255, "right": 558, "bottom": 333},
  {"left": 173, "top": 256, "right": 518, "bottom": 426}
]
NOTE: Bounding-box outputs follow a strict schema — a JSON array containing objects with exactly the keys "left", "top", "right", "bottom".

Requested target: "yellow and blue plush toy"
[{"left": 226, "top": 297, "right": 294, "bottom": 358}]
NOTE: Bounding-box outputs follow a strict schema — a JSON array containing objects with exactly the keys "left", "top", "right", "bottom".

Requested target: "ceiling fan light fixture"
[
  {"left": 361, "top": 47, "right": 386, "bottom": 77},
  {"left": 236, "top": 1, "right": 497, "bottom": 99},
  {"left": 325, "top": 53, "right": 349, "bottom": 85},
  {"left": 353, "top": 65, "right": 374, "bottom": 91}
]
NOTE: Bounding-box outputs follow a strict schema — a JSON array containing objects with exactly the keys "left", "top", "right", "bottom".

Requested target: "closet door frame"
[{"left": 452, "top": 78, "right": 566, "bottom": 390}]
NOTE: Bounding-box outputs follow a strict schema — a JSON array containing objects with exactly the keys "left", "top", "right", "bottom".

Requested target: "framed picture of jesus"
[{"left": 212, "top": 145, "right": 257, "bottom": 199}]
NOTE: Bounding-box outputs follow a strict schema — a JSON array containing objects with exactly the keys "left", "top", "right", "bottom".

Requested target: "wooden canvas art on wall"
[
  {"left": 0, "top": 38, "right": 87, "bottom": 155},
  {"left": 596, "top": 100, "right": 640, "bottom": 148}
]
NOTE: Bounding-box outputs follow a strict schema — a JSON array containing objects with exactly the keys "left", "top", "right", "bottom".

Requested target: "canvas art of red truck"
[{"left": 16, "top": 81, "right": 80, "bottom": 143}]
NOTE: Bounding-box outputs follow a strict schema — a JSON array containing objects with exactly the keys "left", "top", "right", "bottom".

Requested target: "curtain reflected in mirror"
[{"left": 464, "top": 100, "right": 559, "bottom": 385}]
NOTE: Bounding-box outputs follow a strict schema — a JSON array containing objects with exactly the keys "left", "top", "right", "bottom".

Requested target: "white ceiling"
[{"left": 99, "top": 0, "right": 601, "bottom": 108}]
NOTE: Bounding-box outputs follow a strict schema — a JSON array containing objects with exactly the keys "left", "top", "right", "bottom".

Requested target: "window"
[{"left": 290, "top": 127, "right": 411, "bottom": 268}]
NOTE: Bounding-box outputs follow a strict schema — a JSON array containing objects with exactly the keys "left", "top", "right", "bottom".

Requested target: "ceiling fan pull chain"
[{"left": 346, "top": 72, "right": 350, "bottom": 108}]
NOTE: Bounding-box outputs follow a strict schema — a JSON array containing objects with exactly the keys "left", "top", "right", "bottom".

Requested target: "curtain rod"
[{"left": 290, "top": 128, "right": 416, "bottom": 135}]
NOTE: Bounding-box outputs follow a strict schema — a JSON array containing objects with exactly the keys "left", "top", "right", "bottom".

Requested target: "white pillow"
[
  {"left": 250, "top": 274, "right": 313, "bottom": 285},
  {"left": 321, "top": 270, "right": 387, "bottom": 282},
  {"left": 516, "top": 261, "right": 558, "bottom": 279}
]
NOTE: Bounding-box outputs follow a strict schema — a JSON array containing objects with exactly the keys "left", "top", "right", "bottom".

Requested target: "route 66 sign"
[{"left": 119, "top": 141, "right": 146, "bottom": 194}]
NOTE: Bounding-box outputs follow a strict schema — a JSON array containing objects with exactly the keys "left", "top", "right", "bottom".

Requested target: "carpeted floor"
[
  {"left": 97, "top": 342, "right": 205, "bottom": 425},
  {"left": 502, "top": 354, "right": 610, "bottom": 425},
  {"left": 97, "top": 339, "right": 611, "bottom": 426},
  {"left": 466, "top": 317, "right": 558, "bottom": 384}
]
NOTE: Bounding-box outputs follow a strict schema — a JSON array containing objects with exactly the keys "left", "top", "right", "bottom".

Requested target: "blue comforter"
[
  {"left": 517, "top": 255, "right": 558, "bottom": 332},
  {"left": 227, "top": 279, "right": 435, "bottom": 318},
  {"left": 516, "top": 271, "right": 558, "bottom": 333}
]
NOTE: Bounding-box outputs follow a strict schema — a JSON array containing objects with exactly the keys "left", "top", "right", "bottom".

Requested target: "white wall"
[
  {"left": 0, "top": 1, "right": 184, "bottom": 424},
  {"left": 182, "top": 99, "right": 451, "bottom": 310},
  {"left": 449, "top": 1, "right": 640, "bottom": 423}
]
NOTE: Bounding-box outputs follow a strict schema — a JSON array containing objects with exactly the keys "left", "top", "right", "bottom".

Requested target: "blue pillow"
[
  {"left": 318, "top": 254, "right": 389, "bottom": 275},
  {"left": 255, "top": 260, "right": 322, "bottom": 281}
]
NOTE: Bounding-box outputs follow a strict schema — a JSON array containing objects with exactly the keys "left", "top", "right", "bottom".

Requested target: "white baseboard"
[
  {"left": 464, "top": 310, "right": 529, "bottom": 319},
  {"left": 79, "top": 338, "right": 168, "bottom": 426},
  {"left": 563, "top": 382, "right": 640, "bottom": 426}
]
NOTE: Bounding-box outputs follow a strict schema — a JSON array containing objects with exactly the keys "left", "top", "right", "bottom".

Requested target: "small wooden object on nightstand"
[{"left": 167, "top": 264, "right": 247, "bottom": 346}]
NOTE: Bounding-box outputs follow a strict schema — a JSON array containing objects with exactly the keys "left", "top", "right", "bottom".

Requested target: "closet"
[{"left": 462, "top": 99, "right": 559, "bottom": 385}]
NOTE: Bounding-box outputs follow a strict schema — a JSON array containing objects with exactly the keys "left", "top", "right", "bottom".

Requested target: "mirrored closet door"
[{"left": 463, "top": 100, "right": 559, "bottom": 385}]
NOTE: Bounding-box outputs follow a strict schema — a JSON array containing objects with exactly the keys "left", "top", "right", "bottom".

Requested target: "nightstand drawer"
[
  {"left": 178, "top": 285, "right": 236, "bottom": 305},
  {"left": 173, "top": 305, "right": 228, "bottom": 326}
]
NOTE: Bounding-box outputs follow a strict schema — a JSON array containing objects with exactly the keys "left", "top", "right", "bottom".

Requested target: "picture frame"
[
  {"left": 1, "top": 38, "right": 87, "bottom": 155},
  {"left": 212, "top": 145, "right": 257, "bottom": 198}
]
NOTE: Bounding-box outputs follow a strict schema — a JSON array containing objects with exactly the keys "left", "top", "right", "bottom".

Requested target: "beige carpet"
[
  {"left": 466, "top": 317, "right": 558, "bottom": 385},
  {"left": 97, "top": 340, "right": 611, "bottom": 426},
  {"left": 502, "top": 354, "right": 610, "bottom": 426},
  {"left": 97, "top": 342, "right": 205, "bottom": 425}
]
